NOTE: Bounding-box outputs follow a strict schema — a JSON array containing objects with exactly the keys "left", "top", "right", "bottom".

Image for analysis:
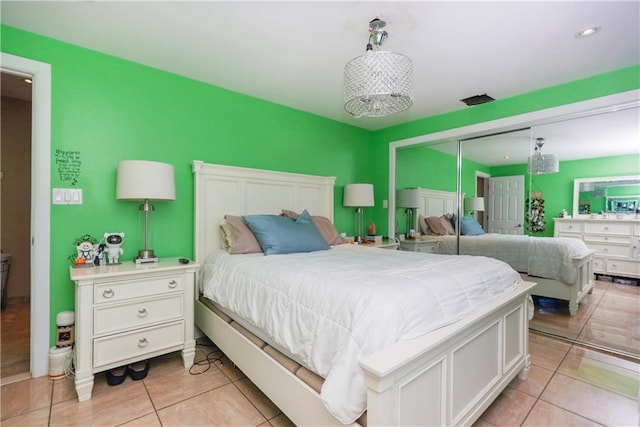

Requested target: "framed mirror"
[{"left": 573, "top": 175, "right": 640, "bottom": 217}]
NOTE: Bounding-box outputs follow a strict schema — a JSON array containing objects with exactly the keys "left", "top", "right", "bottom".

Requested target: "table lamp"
[
  {"left": 116, "top": 160, "right": 175, "bottom": 264},
  {"left": 464, "top": 196, "right": 485, "bottom": 217},
  {"left": 344, "top": 183, "right": 374, "bottom": 243},
  {"left": 397, "top": 188, "right": 421, "bottom": 238}
]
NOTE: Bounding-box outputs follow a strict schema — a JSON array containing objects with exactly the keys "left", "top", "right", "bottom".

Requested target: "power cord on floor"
[
  {"left": 64, "top": 345, "right": 76, "bottom": 378},
  {"left": 189, "top": 339, "right": 224, "bottom": 375}
]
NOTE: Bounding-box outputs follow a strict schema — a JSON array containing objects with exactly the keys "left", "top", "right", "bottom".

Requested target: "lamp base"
[
  {"left": 136, "top": 249, "right": 158, "bottom": 264},
  {"left": 135, "top": 257, "right": 159, "bottom": 265}
]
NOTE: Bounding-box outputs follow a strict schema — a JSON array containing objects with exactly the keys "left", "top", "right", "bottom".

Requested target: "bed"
[
  {"left": 192, "top": 161, "right": 537, "bottom": 426},
  {"left": 413, "top": 188, "right": 595, "bottom": 316}
]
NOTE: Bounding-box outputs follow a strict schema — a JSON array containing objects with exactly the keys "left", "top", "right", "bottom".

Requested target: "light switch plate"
[{"left": 52, "top": 188, "right": 83, "bottom": 205}]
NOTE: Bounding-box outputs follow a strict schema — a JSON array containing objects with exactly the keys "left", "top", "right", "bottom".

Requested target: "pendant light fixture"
[
  {"left": 528, "top": 138, "right": 559, "bottom": 175},
  {"left": 343, "top": 18, "right": 413, "bottom": 118}
]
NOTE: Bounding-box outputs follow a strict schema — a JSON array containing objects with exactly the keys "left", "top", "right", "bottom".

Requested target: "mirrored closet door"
[{"left": 392, "top": 101, "right": 640, "bottom": 359}]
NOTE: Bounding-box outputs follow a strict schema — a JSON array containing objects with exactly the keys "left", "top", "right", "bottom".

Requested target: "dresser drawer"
[
  {"left": 587, "top": 243, "right": 631, "bottom": 258},
  {"left": 94, "top": 294, "right": 184, "bottom": 335},
  {"left": 584, "top": 222, "right": 632, "bottom": 235},
  {"left": 555, "top": 221, "right": 583, "bottom": 234},
  {"left": 607, "top": 259, "right": 640, "bottom": 277},
  {"left": 93, "top": 320, "right": 184, "bottom": 368},
  {"left": 592, "top": 257, "right": 605, "bottom": 273},
  {"left": 584, "top": 234, "right": 631, "bottom": 245},
  {"left": 94, "top": 275, "right": 183, "bottom": 304}
]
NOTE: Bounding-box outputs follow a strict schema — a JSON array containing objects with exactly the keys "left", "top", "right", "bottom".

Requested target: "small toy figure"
[
  {"left": 73, "top": 234, "right": 98, "bottom": 266},
  {"left": 104, "top": 232, "right": 125, "bottom": 264},
  {"left": 93, "top": 243, "right": 106, "bottom": 266}
]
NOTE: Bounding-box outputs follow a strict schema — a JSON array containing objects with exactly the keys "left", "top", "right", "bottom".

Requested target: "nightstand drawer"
[
  {"left": 94, "top": 294, "right": 184, "bottom": 335},
  {"left": 399, "top": 240, "right": 440, "bottom": 253},
  {"left": 94, "top": 275, "right": 183, "bottom": 304},
  {"left": 93, "top": 320, "right": 184, "bottom": 368}
]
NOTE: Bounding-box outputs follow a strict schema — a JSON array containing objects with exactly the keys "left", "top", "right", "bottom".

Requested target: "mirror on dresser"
[{"left": 390, "top": 93, "right": 640, "bottom": 359}]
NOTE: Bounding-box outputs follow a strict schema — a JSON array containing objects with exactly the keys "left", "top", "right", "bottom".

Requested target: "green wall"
[
  {"left": 2, "top": 25, "right": 377, "bottom": 343},
  {"left": 2, "top": 24, "right": 639, "bottom": 345},
  {"left": 491, "top": 154, "right": 640, "bottom": 237}
]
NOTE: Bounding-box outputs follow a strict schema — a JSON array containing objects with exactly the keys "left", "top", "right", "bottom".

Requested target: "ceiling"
[
  {"left": 424, "top": 106, "right": 640, "bottom": 166},
  {"left": 2, "top": 1, "right": 638, "bottom": 166},
  {"left": 2, "top": 1, "right": 639, "bottom": 132}
]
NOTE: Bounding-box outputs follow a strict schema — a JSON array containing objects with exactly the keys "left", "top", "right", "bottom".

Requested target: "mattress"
[
  {"left": 202, "top": 244, "right": 520, "bottom": 424},
  {"left": 422, "top": 233, "right": 591, "bottom": 284}
]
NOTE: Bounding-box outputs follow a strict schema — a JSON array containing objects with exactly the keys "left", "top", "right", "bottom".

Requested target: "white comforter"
[
  {"left": 202, "top": 245, "right": 520, "bottom": 424},
  {"left": 429, "top": 234, "right": 591, "bottom": 284}
]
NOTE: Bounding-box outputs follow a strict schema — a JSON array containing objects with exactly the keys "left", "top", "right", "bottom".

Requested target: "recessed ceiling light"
[{"left": 575, "top": 26, "right": 601, "bottom": 38}]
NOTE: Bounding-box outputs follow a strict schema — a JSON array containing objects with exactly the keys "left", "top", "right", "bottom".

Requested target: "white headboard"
[
  {"left": 192, "top": 161, "right": 336, "bottom": 265},
  {"left": 415, "top": 188, "right": 458, "bottom": 218}
]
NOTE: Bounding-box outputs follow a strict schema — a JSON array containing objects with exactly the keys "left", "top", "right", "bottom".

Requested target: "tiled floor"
[
  {"left": 1, "top": 332, "right": 639, "bottom": 426},
  {"left": 0, "top": 302, "right": 30, "bottom": 381},
  {"left": 530, "top": 280, "right": 640, "bottom": 357}
]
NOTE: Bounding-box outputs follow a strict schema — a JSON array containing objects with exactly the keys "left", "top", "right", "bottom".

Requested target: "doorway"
[
  {"left": 1, "top": 53, "right": 51, "bottom": 381},
  {"left": 1, "top": 72, "right": 32, "bottom": 382}
]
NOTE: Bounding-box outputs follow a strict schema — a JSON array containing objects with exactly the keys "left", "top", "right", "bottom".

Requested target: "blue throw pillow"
[
  {"left": 459, "top": 216, "right": 485, "bottom": 236},
  {"left": 242, "top": 210, "right": 329, "bottom": 255}
]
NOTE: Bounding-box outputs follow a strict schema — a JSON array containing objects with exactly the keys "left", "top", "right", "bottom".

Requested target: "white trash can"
[{"left": 49, "top": 346, "right": 72, "bottom": 379}]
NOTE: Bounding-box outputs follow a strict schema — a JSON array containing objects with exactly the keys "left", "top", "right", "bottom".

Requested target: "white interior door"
[{"left": 487, "top": 176, "right": 525, "bottom": 235}]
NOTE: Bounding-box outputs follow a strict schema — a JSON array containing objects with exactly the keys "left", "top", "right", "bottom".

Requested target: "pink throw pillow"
[
  {"left": 440, "top": 215, "right": 456, "bottom": 235},
  {"left": 425, "top": 216, "right": 447, "bottom": 235},
  {"left": 220, "top": 215, "right": 263, "bottom": 254}
]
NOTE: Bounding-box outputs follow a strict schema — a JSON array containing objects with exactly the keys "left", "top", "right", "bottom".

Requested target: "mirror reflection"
[
  {"left": 574, "top": 176, "right": 640, "bottom": 216},
  {"left": 395, "top": 105, "right": 640, "bottom": 358}
]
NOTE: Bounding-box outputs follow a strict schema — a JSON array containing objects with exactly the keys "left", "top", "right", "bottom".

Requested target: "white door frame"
[{"left": 1, "top": 53, "right": 51, "bottom": 378}]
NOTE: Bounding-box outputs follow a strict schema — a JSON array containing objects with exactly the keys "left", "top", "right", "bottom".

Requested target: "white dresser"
[
  {"left": 554, "top": 218, "right": 640, "bottom": 279},
  {"left": 69, "top": 258, "right": 198, "bottom": 401}
]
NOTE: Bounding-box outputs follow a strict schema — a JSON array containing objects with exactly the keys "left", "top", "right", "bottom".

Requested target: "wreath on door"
[{"left": 526, "top": 191, "right": 546, "bottom": 233}]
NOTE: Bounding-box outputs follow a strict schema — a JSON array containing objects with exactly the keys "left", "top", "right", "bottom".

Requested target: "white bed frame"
[
  {"left": 193, "top": 162, "right": 536, "bottom": 426},
  {"left": 415, "top": 188, "right": 594, "bottom": 316}
]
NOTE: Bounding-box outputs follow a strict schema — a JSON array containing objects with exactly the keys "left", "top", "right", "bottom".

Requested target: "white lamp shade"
[
  {"left": 464, "top": 197, "right": 485, "bottom": 212},
  {"left": 396, "top": 188, "right": 421, "bottom": 208},
  {"left": 344, "top": 183, "right": 374, "bottom": 207},
  {"left": 116, "top": 160, "right": 176, "bottom": 201}
]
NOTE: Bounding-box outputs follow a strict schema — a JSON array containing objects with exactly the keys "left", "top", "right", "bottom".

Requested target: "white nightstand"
[
  {"left": 359, "top": 240, "right": 400, "bottom": 250},
  {"left": 69, "top": 257, "right": 198, "bottom": 401},
  {"left": 399, "top": 239, "right": 440, "bottom": 253}
]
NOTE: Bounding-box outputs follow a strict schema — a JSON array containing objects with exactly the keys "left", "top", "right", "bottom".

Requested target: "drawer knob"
[
  {"left": 138, "top": 338, "right": 148, "bottom": 348},
  {"left": 604, "top": 227, "right": 609, "bottom": 230},
  {"left": 604, "top": 237, "right": 608, "bottom": 241},
  {"left": 103, "top": 289, "right": 115, "bottom": 299},
  {"left": 137, "top": 308, "right": 147, "bottom": 317},
  {"left": 168, "top": 280, "right": 178, "bottom": 288}
]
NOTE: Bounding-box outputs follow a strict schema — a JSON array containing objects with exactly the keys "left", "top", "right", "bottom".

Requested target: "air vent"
[{"left": 460, "top": 94, "right": 495, "bottom": 106}]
